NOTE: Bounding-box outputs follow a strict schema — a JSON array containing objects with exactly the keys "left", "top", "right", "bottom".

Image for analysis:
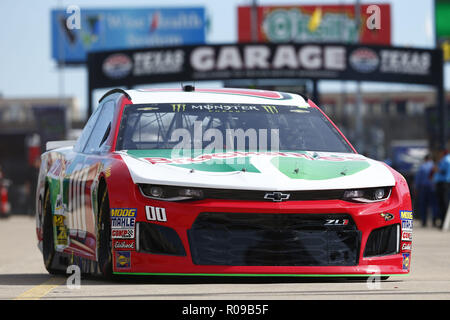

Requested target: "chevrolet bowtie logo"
[{"left": 264, "top": 192, "right": 290, "bottom": 202}]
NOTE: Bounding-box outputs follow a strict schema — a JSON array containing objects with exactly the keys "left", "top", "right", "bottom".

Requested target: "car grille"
[
  {"left": 202, "top": 189, "right": 345, "bottom": 201},
  {"left": 188, "top": 213, "right": 361, "bottom": 266}
]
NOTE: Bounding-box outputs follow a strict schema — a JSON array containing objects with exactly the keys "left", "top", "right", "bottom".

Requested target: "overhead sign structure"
[
  {"left": 237, "top": 4, "right": 391, "bottom": 45},
  {"left": 51, "top": 7, "right": 206, "bottom": 64},
  {"left": 436, "top": 0, "right": 450, "bottom": 62},
  {"left": 88, "top": 42, "right": 444, "bottom": 147},
  {"left": 88, "top": 43, "right": 441, "bottom": 90}
]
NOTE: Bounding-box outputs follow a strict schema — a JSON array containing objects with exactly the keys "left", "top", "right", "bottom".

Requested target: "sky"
[{"left": 0, "top": 0, "right": 445, "bottom": 120}]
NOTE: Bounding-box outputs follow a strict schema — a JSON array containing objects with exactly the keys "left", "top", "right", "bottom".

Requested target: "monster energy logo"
[
  {"left": 262, "top": 105, "right": 279, "bottom": 113},
  {"left": 172, "top": 104, "right": 186, "bottom": 112}
]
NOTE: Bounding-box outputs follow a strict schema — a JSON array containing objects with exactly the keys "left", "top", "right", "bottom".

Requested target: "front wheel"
[{"left": 97, "top": 188, "right": 112, "bottom": 278}]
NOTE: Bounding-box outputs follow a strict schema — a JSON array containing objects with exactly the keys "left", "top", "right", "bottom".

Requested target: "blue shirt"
[
  {"left": 433, "top": 155, "right": 450, "bottom": 183},
  {"left": 415, "top": 160, "right": 434, "bottom": 188}
]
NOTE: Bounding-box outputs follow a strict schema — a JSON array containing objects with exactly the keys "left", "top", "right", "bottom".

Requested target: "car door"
[
  {"left": 62, "top": 102, "right": 104, "bottom": 257},
  {"left": 71, "top": 99, "right": 116, "bottom": 257}
]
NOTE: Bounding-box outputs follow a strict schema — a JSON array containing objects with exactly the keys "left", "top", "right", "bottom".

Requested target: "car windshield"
[{"left": 116, "top": 103, "right": 354, "bottom": 153}]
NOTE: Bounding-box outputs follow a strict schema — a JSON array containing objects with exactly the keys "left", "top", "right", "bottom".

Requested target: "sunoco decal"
[
  {"left": 115, "top": 251, "right": 131, "bottom": 269},
  {"left": 402, "top": 253, "right": 411, "bottom": 270}
]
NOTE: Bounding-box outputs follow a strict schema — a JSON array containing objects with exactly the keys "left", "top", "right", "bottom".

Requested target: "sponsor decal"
[
  {"left": 102, "top": 53, "right": 133, "bottom": 79},
  {"left": 401, "top": 231, "right": 413, "bottom": 241},
  {"left": 264, "top": 192, "right": 290, "bottom": 202},
  {"left": 273, "top": 156, "right": 370, "bottom": 180},
  {"left": 401, "top": 219, "right": 413, "bottom": 232},
  {"left": 144, "top": 151, "right": 366, "bottom": 165},
  {"left": 54, "top": 215, "right": 68, "bottom": 246},
  {"left": 111, "top": 228, "right": 135, "bottom": 239},
  {"left": 402, "top": 253, "right": 410, "bottom": 270},
  {"left": 104, "top": 166, "right": 112, "bottom": 178},
  {"left": 380, "top": 212, "right": 394, "bottom": 222},
  {"left": 114, "top": 240, "right": 135, "bottom": 250},
  {"left": 133, "top": 49, "right": 184, "bottom": 76},
  {"left": 172, "top": 104, "right": 186, "bottom": 112},
  {"left": 380, "top": 50, "right": 431, "bottom": 75},
  {"left": 145, "top": 206, "right": 167, "bottom": 222},
  {"left": 111, "top": 208, "right": 137, "bottom": 217},
  {"left": 324, "top": 218, "right": 349, "bottom": 226},
  {"left": 111, "top": 208, "right": 137, "bottom": 237},
  {"left": 190, "top": 104, "right": 261, "bottom": 112},
  {"left": 111, "top": 217, "right": 136, "bottom": 228},
  {"left": 350, "top": 48, "right": 380, "bottom": 73},
  {"left": 400, "top": 210, "right": 413, "bottom": 220},
  {"left": 400, "top": 210, "right": 413, "bottom": 234},
  {"left": 262, "top": 105, "right": 279, "bottom": 114},
  {"left": 115, "top": 251, "right": 131, "bottom": 269},
  {"left": 401, "top": 242, "right": 412, "bottom": 252}
]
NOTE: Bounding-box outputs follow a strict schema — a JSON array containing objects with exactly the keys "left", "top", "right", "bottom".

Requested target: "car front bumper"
[{"left": 110, "top": 183, "right": 412, "bottom": 277}]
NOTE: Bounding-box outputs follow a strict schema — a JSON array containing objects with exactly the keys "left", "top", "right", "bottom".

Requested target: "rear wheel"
[
  {"left": 42, "top": 188, "right": 59, "bottom": 274},
  {"left": 97, "top": 188, "right": 112, "bottom": 278}
]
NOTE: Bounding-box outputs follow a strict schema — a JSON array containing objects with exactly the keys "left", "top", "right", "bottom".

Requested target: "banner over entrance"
[
  {"left": 88, "top": 42, "right": 442, "bottom": 90},
  {"left": 87, "top": 42, "right": 445, "bottom": 148}
]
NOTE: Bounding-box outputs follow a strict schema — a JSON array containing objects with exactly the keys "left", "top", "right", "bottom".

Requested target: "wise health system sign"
[{"left": 51, "top": 7, "right": 207, "bottom": 64}]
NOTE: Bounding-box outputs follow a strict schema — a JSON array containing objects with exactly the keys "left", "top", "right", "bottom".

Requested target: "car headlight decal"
[
  {"left": 139, "top": 184, "right": 204, "bottom": 201},
  {"left": 342, "top": 187, "right": 391, "bottom": 203}
]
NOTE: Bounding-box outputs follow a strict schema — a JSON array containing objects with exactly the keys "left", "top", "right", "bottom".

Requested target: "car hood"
[{"left": 118, "top": 150, "right": 395, "bottom": 191}]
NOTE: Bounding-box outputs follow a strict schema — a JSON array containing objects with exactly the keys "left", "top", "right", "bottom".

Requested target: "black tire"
[
  {"left": 97, "top": 188, "right": 113, "bottom": 278},
  {"left": 42, "top": 188, "right": 59, "bottom": 274}
]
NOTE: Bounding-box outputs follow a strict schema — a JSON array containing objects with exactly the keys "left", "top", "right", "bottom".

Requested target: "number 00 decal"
[{"left": 145, "top": 206, "right": 167, "bottom": 222}]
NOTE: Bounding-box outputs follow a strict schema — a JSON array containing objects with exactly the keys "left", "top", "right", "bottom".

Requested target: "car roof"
[{"left": 122, "top": 87, "right": 310, "bottom": 107}]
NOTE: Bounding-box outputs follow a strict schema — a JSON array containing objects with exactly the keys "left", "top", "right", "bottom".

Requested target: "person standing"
[
  {"left": 433, "top": 149, "right": 450, "bottom": 228},
  {"left": 414, "top": 154, "right": 439, "bottom": 227}
]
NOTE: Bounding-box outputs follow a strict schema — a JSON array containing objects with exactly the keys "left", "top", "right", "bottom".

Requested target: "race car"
[{"left": 35, "top": 86, "right": 412, "bottom": 279}]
